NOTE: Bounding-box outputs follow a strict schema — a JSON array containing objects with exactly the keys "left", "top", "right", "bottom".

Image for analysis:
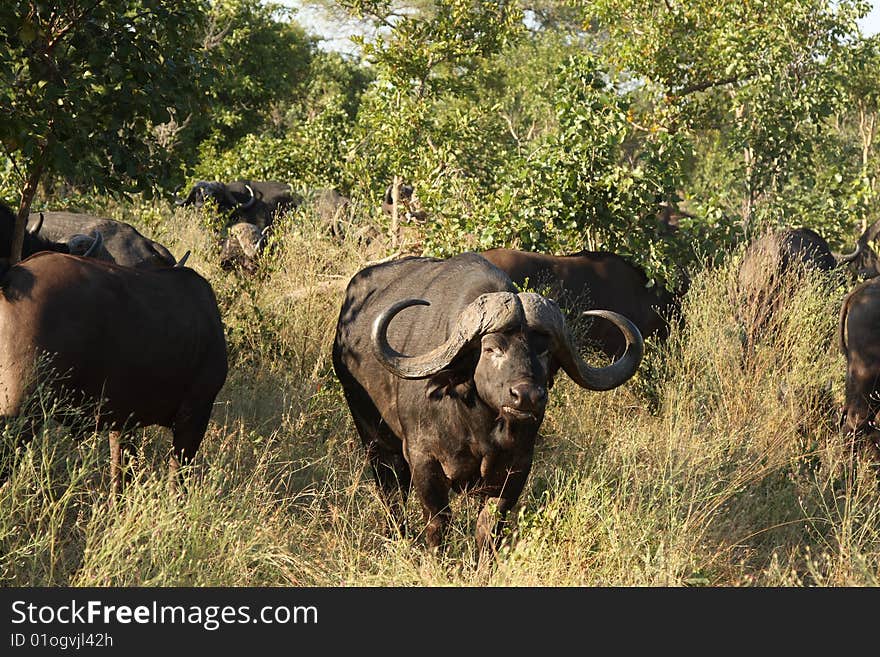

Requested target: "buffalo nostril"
[
  {"left": 509, "top": 383, "right": 547, "bottom": 410},
  {"left": 509, "top": 386, "right": 522, "bottom": 406}
]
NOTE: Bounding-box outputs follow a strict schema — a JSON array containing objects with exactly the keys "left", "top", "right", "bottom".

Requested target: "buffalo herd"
[{"left": 2, "top": 180, "right": 880, "bottom": 557}]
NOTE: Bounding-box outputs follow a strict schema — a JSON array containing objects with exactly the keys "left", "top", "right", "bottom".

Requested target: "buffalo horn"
[
  {"left": 371, "top": 292, "right": 525, "bottom": 379},
  {"left": 835, "top": 242, "right": 863, "bottom": 264},
  {"left": 239, "top": 184, "right": 257, "bottom": 211},
  {"left": 837, "top": 219, "right": 880, "bottom": 264},
  {"left": 174, "top": 250, "right": 191, "bottom": 267},
  {"left": 518, "top": 293, "right": 643, "bottom": 391},
  {"left": 174, "top": 185, "right": 197, "bottom": 206},
  {"left": 82, "top": 231, "right": 103, "bottom": 258},
  {"left": 28, "top": 212, "right": 44, "bottom": 235},
  {"left": 861, "top": 218, "right": 880, "bottom": 246},
  {"left": 256, "top": 225, "right": 272, "bottom": 251}
]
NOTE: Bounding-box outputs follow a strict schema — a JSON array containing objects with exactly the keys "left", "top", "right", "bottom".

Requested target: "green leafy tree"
[
  {"left": 195, "top": 0, "right": 314, "bottom": 143},
  {"left": 339, "top": 0, "right": 526, "bottom": 196},
  {"left": 0, "top": 0, "right": 210, "bottom": 263},
  {"left": 428, "top": 53, "right": 695, "bottom": 287},
  {"left": 192, "top": 49, "right": 373, "bottom": 191},
  {"left": 585, "top": 0, "right": 871, "bottom": 236}
]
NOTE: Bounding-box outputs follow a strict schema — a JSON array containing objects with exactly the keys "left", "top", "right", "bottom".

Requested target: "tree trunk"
[
  {"left": 390, "top": 174, "right": 400, "bottom": 249},
  {"left": 11, "top": 143, "right": 50, "bottom": 265}
]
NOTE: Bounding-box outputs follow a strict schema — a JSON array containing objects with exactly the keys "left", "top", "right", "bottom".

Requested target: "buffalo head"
[
  {"left": 371, "top": 291, "right": 643, "bottom": 426},
  {"left": 176, "top": 180, "right": 299, "bottom": 230},
  {"left": 835, "top": 218, "right": 880, "bottom": 279},
  {"left": 219, "top": 222, "right": 270, "bottom": 273},
  {"left": 382, "top": 182, "right": 427, "bottom": 222},
  {"left": 1, "top": 204, "right": 102, "bottom": 267},
  {"left": 175, "top": 181, "right": 252, "bottom": 212}
]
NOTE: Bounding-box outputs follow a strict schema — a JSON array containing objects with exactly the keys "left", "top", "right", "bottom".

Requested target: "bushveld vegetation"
[
  {"left": 2, "top": 0, "right": 880, "bottom": 586},
  {"left": 2, "top": 200, "right": 879, "bottom": 586}
]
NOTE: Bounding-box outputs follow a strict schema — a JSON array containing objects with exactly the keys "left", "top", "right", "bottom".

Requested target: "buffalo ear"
[
  {"left": 426, "top": 369, "right": 468, "bottom": 400},
  {"left": 425, "top": 349, "right": 478, "bottom": 400},
  {"left": 425, "top": 357, "right": 478, "bottom": 400}
]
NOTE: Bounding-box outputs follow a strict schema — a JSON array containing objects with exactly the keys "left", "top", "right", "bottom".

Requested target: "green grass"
[{"left": 2, "top": 200, "right": 879, "bottom": 587}]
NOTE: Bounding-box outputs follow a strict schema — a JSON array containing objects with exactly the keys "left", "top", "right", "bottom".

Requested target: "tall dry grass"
[{"left": 2, "top": 201, "right": 879, "bottom": 586}]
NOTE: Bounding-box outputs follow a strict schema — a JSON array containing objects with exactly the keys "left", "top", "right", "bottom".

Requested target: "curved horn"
[
  {"left": 82, "top": 231, "right": 103, "bottom": 258},
  {"left": 174, "top": 250, "right": 191, "bottom": 268},
  {"left": 837, "top": 219, "right": 880, "bottom": 264},
  {"left": 371, "top": 292, "right": 525, "bottom": 379},
  {"left": 175, "top": 185, "right": 198, "bottom": 206},
  {"left": 517, "top": 293, "right": 643, "bottom": 391},
  {"left": 860, "top": 218, "right": 880, "bottom": 245},
  {"left": 28, "top": 212, "right": 44, "bottom": 235},
  {"left": 238, "top": 184, "right": 257, "bottom": 211},
  {"left": 835, "top": 241, "right": 863, "bottom": 265},
  {"left": 256, "top": 225, "right": 272, "bottom": 251}
]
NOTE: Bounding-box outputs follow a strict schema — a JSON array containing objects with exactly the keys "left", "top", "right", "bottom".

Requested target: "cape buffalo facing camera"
[{"left": 333, "top": 252, "right": 643, "bottom": 557}]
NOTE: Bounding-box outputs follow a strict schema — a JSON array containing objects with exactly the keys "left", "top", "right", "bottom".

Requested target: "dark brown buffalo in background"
[
  {"left": 735, "top": 222, "right": 880, "bottom": 356},
  {"left": 219, "top": 222, "right": 268, "bottom": 273},
  {"left": 838, "top": 277, "right": 880, "bottom": 461},
  {"left": 27, "top": 211, "right": 177, "bottom": 268},
  {"left": 0, "top": 251, "right": 228, "bottom": 491},
  {"left": 481, "top": 248, "right": 680, "bottom": 358},
  {"left": 333, "top": 252, "right": 643, "bottom": 556},
  {"left": 175, "top": 180, "right": 301, "bottom": 230},
  {"left": 1, "top": 203, "right": 102, "bottom": 263}
]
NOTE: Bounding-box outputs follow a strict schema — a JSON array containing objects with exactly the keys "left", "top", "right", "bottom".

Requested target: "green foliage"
[
  {"left": 192, "top": 49, "right": 372, "bottom": 191},
  {"left": 0, "top": 0, "right": 210, "bottom": 205},
  {"left": 425, "top": 53, "right": 699, "bottom": 288},
  {"left": 586, "top": 0, "right": 873, "bottom": 238},
  {"left": 194, "top": 0, "right": 315, "bottom": 143}
]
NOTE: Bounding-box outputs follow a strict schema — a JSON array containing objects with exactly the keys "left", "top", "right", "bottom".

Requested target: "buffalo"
[
  {"left": 175, "top": 180, "right": 300, "bottom": 229},
  {"left": 26, "top": 211, "right": 178, "bottom": 268},
  {"left": 2, "top": 203, "right": 103, "bottom": 263},
  {"left": 838, "top": 278, "right": 880, "bottom": 461},
  {"left": 736, "top": 221, "right": 880, "bottom": 355},
  {"left": 481, "top": 248, "right": 680, "bottom": 358},
  {"left": 381, "top": 182, "right": 427, "bottom": 222},
  {"left": 309, "top": 188, "right": 350, "bottom": 238},
  {"left": 333, "top": 252, "right": 643, "bottom": 556},
  {"left": 0, "top": 250, "right": 228, "bottom": 492},
  {"left": 219, "top": 222, "right": 270, "bottom": 273}
]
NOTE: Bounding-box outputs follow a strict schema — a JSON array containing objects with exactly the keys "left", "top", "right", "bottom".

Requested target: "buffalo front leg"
[
  {"left": 411, "top": 457, "right": 451, "bottom": 551},
  {"left": 475, "top": 462, "right": 532, "bottom": 561},
  {"left": 169, "top": 402, "right": 212, "bottom": 492},
  {"left": 109, "top": 430, "right": 135, "bottom": 496}
]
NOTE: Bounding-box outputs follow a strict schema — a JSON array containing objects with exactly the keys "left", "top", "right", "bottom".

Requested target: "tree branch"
[{"left": 672, "top": 71, "right": 758, "bottom": 97}]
